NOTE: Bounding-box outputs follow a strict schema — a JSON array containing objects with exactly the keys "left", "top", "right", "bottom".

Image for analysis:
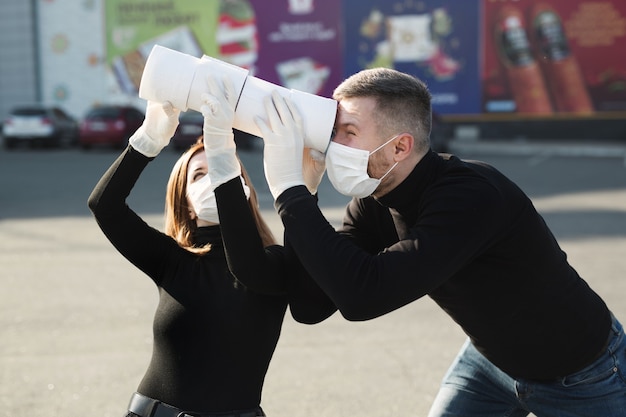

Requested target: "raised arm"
[
  {"left": 195, "top": 75, "right": 287, "bottom": 294},
  {"left": 87, "top": 101, "right": 181, "bottom": 282},
  {"left": 201, "top": 80, "right": 337, "bottom": 322}
]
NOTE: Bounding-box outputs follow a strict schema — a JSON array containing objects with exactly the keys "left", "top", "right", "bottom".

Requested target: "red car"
[{"left": 79, "top": 105, "right": 144, "bottom": 150}]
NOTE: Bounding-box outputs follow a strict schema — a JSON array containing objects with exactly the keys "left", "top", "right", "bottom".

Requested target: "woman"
[{"left": 88, "top": 84, "right": 335, "bottom": 416}]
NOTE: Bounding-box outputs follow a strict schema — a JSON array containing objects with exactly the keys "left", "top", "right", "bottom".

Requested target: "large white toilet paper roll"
[
  {"left": 139, "top": 45, "right": 249, "bottom": 112},
  {"left": 139, "top": 44, "right": 337, "bottom": 153},
  {"left": 234, "top": 76, "right": 336, "bottom": 153},
  {"left": 288, "top": 89, "right": 337, "bottom": 153},
  {"left": 191, "top": 55, "right": 249, "bottom": 112},
  {"left": 139, "top": 45, "right": 200, "bottom": 111}
]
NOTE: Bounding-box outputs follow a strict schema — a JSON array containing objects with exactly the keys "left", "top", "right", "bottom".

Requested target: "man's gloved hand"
[
  {"left": 255, "top": 90, "right": 305, "bottom": 200},
  {"left": 129, "top": 101, "right": 180, "bottom": 157},
  {"left": 201, "top": 76, "right": 240, "bottom": 187},
  {"left": 303, "top": 147, "right": 326, "bottom": 195}
]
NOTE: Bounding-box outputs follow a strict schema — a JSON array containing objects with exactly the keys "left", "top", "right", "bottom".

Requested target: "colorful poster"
[
  {"left": 249, "top": 0, "right": 343, "bottom": 98},
  {"left": 482, "top": 0, "right": 626, "bottom": 114},
  {"left": 104, "top": 0, "right": 342, "bottom": 100},
  {"left": 341, "top": 0, "right": 481, "bottom": 115},
  {"left": 104, "top": 0, "right": 221, "bottom": 96}
]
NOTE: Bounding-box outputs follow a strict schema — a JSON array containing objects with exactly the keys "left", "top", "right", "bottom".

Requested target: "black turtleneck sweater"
[
  {"left": 275, "top": 150, "right": 611, "bottom": 380},
  {"left": 87, "top": 146, "right": 334, "bottom": 413}
]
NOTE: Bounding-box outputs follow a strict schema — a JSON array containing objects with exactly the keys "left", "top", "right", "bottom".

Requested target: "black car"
[
  {"left": 2, "top": 105, "right": 79, "bottom": 149},
  {"left": 430, "top": 112, "right": 452, "bottom": 153},
  {"left": 171, "top": 110, "right": 204, "bottom": 151},
  {"left": 171, "top": 110, "right": 259, "bottom": 152}
]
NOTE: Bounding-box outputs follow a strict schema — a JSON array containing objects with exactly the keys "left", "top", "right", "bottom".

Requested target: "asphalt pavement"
[{"left": 1, "top": 138, "right": 625, "bottom": 417}]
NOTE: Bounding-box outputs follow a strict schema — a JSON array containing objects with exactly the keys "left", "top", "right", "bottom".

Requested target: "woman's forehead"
[{"left": 188, "top": 151, "right": 207, "bottom": 170}]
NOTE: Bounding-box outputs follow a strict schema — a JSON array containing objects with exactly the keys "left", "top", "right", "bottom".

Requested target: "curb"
[{"left": 447, "top": 138, "right": 626, "bottom": 160}]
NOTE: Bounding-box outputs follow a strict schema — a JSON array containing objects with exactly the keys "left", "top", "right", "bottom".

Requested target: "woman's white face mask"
[
  {"left": 187, "top": 175, "right": 250, "bottom": 224},
  {"left": 326, "top": 134, "right": 400, "bottom": 198}
]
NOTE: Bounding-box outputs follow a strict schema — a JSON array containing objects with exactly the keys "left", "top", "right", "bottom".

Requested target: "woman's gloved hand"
[
  {"left": 201, "top": 75, "right": 240, "bottom": 187},
  {"left": 255, "top": 90, "right": 305, "bottom": 200},
  {"left": 129, "top": 101, "right": 180, "bottom": 157}
]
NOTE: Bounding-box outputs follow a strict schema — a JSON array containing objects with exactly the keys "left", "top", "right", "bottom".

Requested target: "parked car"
[
  {"left": 171, "top": 110, "right": 204, "bottom": 151},
  {"left": 430, "top": 111, "right": 452, "bottom": 153},
  {"left": 79, "top": 105, "right": 144, "bottom": 150},
  {"left": 171, "top": 109, "right": 259, "bottom": 152},
  {"left": 2, "top": 105, "right": 79, "bottom": 149}
]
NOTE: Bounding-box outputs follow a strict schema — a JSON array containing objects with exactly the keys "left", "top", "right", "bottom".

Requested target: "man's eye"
[{"left": 330, "top": 128, "right": 337, "bottom": 139}]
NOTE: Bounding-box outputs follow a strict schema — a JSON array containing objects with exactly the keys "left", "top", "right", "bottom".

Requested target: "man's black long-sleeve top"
[
  {"left": 87, "top": 146, "right": 334, "bottom": 412},
  {"left": 276, "top": 150, "right": 611, "bottom": 380}
]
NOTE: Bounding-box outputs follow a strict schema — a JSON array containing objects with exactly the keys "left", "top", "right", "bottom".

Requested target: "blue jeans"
[{"left": 427, "top": 315, "right": 626, "bottom": 417}]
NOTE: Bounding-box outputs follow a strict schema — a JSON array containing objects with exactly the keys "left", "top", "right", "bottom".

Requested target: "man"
[{"left": 255, "top": 68, "right": 625, "bottom": 416}]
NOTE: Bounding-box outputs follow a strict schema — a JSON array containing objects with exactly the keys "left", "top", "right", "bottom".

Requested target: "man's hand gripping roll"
[{"left": 255, "top": 90, "right": 309, "bottom": 200}]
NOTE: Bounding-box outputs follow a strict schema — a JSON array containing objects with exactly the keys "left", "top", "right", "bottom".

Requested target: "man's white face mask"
[
  {"left": 187, "top": 175, "right": 250, "bottom": 224},
  {"left": 326, "top": 134, "right": 400, "bottom": 198}
]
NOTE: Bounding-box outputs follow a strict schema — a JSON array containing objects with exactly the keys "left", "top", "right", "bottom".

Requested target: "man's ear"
[{"left": 393, "top": 133, "right": 414, "bottom": 162}]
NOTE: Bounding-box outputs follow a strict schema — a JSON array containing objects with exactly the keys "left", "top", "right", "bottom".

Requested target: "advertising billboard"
[
  {"left": 342, "top": 0, "right": 482, "bottom": 115},
  {"left": 97, "top": 0, "right": 626, "bottom": 119},
  {"left": 104, "top": 1, "right": 220, "bottom": 96},
  {"left": 250, "top": 0, "right": 343, "bottom": 98},
  {"left": 104, "top": 0, "right": 343, "bottom": 101},
  {"left": 482, "top": 0, "right": 626, "bottom": 115}
]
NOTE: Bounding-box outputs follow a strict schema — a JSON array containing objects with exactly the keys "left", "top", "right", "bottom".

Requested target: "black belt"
[{"left": 128, "top": 392, "right": 264, "bottom": 417}]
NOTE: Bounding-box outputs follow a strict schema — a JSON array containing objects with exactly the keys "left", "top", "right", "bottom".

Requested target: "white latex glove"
[
  {"left": 255, "top": 90, "right": 305, "bottom": 200},
  {"left": 129, "top": 101, "right": 180, "bottom": 157},
  {"left": 200, "top": 76, "right": 240, "bottom": 187},
  {"left": 303, "top": 147, "right": 326, "bottom": 194}
]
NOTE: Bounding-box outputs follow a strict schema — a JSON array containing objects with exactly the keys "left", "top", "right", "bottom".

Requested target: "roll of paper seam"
[
  {"left": 138, "top": 44, "right": 336, "bottom": 153},
  {"left": 234, "top": 75, "right": 336, "bottom": 153}
]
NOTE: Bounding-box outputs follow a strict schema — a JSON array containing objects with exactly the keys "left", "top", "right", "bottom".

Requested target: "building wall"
[
  {"left": 37, "top": 0, "right": 110, "bottom": 120},
  {"left": 0, "top": 0, "right": 117, "bottom": 121},
  {"left": 0, "top": 1, "right": 39, "bottom": 120}
]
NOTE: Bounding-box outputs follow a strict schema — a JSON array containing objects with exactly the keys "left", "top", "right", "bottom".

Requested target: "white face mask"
[
  {"left": 326, "top": 134, "right": 400, "bottom": 198},
  {"left": 187, "top": 175, "right": 250, "bottom": 224}
]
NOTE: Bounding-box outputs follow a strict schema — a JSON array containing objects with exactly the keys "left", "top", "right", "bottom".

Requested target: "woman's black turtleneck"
[{"left": 87, "top": 146, "right": 334, "bottom": 412}]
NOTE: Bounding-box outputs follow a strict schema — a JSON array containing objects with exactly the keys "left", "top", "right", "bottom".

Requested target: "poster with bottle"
[
  {"left": 341, "top": 0, "right": 482, "bottom": 115},
  {"left": 248, "top": 0, "right": 343, "bottom": 98},
  {"left": 482, "top": 0, "right": 626, "bottom": 115}
]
